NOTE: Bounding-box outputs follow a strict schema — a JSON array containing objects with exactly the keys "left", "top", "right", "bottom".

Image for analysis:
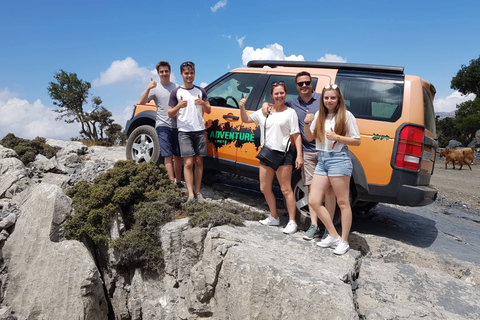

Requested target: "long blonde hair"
[{"left": 313, "top": 85, "right": 347, "bottom": 142}]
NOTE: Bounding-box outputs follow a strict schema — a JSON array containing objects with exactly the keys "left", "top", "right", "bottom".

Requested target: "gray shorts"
[
  {"left": 302, "top": 151, "right": 318, "bottom": 186},
  {"left": 178, "top": 130, "right": 207, "bottom": 157}
]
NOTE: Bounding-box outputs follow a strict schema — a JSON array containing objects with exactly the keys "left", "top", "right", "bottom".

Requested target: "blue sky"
[{"left": 1, "top": 0, "right": 479, "bottom": 140}]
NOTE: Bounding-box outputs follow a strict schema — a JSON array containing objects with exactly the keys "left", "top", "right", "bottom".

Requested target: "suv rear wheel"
[{"left": 126, "top": 125, "right": 162, "bottom": 164}]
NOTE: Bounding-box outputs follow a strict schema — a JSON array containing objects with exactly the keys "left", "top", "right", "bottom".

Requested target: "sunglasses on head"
[
  {"left": 324, "top": 84, "right": 338, "bottom": 90},
  {"left": 181, "top": 61, "right": 195, "bottom": 68},
  {"left": 271, "top": 81, "right": 285, "bottom": 86},
  {"left": 297, "top": 81, "right": 311, "bottom": 87}
]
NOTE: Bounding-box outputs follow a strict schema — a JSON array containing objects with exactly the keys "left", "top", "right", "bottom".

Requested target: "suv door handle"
[{"left": 223, "top": 114, "right": 239, "bottom": 120}]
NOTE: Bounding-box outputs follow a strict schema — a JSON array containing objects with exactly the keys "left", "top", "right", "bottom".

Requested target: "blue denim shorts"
[
  {"left": 314, "top": 147, "right": 353, "bottom": 177},
  {"left": 156, "top": 127, "right": 180, "bottom": 157}
]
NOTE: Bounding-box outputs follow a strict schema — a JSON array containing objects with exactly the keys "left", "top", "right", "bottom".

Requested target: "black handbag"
[{"left": 256, "top": 114, "right": 290, "bottom": 171}]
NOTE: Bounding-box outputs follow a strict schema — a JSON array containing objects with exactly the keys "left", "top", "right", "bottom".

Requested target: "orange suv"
[{"left": 125, "top": 60, "right": 438, "bottom": 218}]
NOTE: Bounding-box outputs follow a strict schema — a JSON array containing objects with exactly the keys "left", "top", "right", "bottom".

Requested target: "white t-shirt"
[
  {"left": 310, "top": 110, "right": 360, "bottom": 152},
  {"left": 169, "top": 85, "right": 208, "bottom": 132},
  {"left": 250, "top": 107, "right": 300, "bottom": 152}
]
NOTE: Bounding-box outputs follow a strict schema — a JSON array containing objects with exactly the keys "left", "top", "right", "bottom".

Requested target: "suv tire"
[{"left": 126, "top": 125, "right": 163, "bottom": 165}]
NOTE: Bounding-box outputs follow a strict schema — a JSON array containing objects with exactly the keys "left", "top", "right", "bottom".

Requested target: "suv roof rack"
[{"left": 247, "top": 60, "right": 404, "bottom": 75}]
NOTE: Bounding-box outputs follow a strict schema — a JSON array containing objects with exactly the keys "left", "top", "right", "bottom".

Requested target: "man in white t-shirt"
[
  {"left": 168, "top": 61, "right": 211, "bottom": 202},
  {"left": 138, "top": 61, "right": 182, "bottom": 187}
]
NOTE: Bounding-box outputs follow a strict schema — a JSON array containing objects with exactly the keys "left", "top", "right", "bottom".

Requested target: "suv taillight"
[{"left": 395, "top": 125, "right": 424, "bottom": 171}]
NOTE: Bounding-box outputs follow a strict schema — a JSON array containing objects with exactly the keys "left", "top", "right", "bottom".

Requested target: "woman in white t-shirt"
[
  {"left": 239, "top": 82, "right": 304, "bottom": 235},
  {"left": 304, "top": 84, "right": 361, "bottom": 255}
]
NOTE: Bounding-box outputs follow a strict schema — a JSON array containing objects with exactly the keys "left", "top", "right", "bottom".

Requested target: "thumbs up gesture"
[
  {"left": 194, "top": 93, "right": 205, "bottom": 107},
  {"left": 240, "top": 94, "right": 247, "bottom": 108},
  {"left": 304, "top": 110, "right": 314, "bottom": 124},
  {"left": 178, "top": 96, "right": 188, "bottom": 109},
  {"left": 148, "top": 77, "right": 157, "bottom": 90}
]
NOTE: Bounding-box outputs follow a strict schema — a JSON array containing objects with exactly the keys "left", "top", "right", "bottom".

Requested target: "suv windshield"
[{"left": 207, "top": 73, "right": 260, "bottom": 109}]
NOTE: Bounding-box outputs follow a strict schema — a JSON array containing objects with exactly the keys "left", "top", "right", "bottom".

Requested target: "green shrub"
[
  {"left": 0, "top": 133, "right": 57, "bottom": 165},
  {"left": 65, "top": 159, "right": 263, "bottom": 272}
]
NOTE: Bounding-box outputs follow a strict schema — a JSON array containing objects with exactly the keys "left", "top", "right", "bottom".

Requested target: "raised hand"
[
  {"left": 304, "top": 110, "right": 314, "bottom": 124},
  {"left": 326, "top": 128, "right": 338, "bottom": 141},
  {"left": 194, "top": 94, "right": 204, "bottom": 107},
  {"left": 148, "top": 77, "right": 157, "bottom": 90},
  {"left": 239, "top": 94, "right": 247, "bottom": 108},
  {"left": 178, "top": 96, "right": 188, "bottom": 109}
]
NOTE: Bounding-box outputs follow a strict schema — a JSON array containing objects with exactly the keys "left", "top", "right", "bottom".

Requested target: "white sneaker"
[
  {"left": 283, "top": 220, "right": 298, "bottom": 234},
  {"left": 316, "top": 235, "right": 341, "bottom": 248},
  {"left": 333, "top": 240, "right": 350, "bottom": 255},
  {"left": 259, "top": 214, "right": 280, "bottom": 226}
]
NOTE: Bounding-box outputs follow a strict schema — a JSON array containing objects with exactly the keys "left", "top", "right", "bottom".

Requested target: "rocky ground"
[
  {"left": 430, "top": 159, "right": 480, "bottom": 214},
  {"left": 1, "top": 141, "right": 479, "bottom": 319}
]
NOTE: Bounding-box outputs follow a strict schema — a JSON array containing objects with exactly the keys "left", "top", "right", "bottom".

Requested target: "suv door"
[{"left": 204, "top": 72, "right": 263, "bottom": 172}]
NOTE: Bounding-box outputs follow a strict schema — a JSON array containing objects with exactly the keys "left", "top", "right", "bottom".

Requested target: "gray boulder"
[
  {"left": 0, "top": 158, "right": 30, "bottom": 199},
  {"left": 29, "top": 154, "right": 67, "bottom": 174},
  {"left": 45, "top": 139, "right": 88, "bottom": 157},
  {"left": 0, "top": 146, "right": 17, "bottom": 160},
  {"left": 447, "top": 140, "right": 464, "bottom": 149},
  {"left": 2, "top": 184, "right": 108, "bottom": 319}
]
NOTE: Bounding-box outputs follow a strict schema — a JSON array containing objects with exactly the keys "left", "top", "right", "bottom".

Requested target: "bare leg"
[
  {"left": 174, "top": 155, "right": 183, "bottom": 183},
  {"left": 325, "top": 185, "right": 336, "bottom": 221},
  {"left": 329, "top": 176, "right": 352, "bottom": 241},
  {"left": 259, "top": 164, "right": 278, "bottom": 218},
  {"left": 309, "top": 174, "right": 339, "bottom": 237},
  {"left": 276, "top": 165, "right": 295, "bottom": 222},
  {"left": 163, "top": 155, "right": 175, "bottom": 182},
  {"left": 194, "top": 156, "right": 203, "bottom": 194},
  {"left": 183, "top": 156, "right": 195, "bottom": 197}
]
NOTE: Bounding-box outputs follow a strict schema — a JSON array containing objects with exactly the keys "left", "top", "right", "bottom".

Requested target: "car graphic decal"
[
  {"left": 372, "top": 134, "right": 390, "bottom": 141},
  {"left": 206, "top": 120, "right": 261, "bottom": 151}
]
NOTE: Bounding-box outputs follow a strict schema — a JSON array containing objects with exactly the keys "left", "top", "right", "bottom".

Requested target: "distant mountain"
[{"left": 435, "top": 111, "right": 455, "bottom": 120}]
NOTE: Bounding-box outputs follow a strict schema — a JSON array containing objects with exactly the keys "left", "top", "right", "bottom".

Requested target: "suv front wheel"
[{"left": 126, "top": 125, "right": 162, "bottom": 164}]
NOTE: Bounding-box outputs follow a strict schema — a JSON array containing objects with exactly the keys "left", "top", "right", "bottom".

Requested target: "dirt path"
[{"left": 430, "top": 159, "right": 480, "bottom": 212}]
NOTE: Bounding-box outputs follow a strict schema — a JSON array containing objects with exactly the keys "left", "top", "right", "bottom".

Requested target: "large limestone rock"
[
  {"left": 2, "top": 184, "right": 108, "bottom": 319},
  {"left": 107, "top": 219, "right": 360, "bottom": 319},
  {"left": 356, "top": 259, "right": 480, "bottom": 319}
]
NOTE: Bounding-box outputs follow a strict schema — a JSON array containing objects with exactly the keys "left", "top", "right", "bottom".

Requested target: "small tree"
[
  {"left": 47, "top": 70, "right": 124, "bottom": 145},
  {"left": 451, "top": 55, "right": 480, "bottom": 96}
]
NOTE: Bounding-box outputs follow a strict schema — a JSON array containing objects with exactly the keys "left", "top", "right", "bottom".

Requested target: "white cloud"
[
  {"left": 242, "top": 43, "right": 305, "bottom": 66},
  {"left": 318, "top": 54, "right": 347, "bottom": 63},
  {"left": 92, "top": 57, "right": 153, "bottom": 87},
  {"left": 236, "top": 35, "right": 246, "bottom": 48},
  {"left": 222, "top": 34, "right": 232, "bottom": 39},
  {"left": 0, "top": 93, "right": 80, "bottom": 140},
  {"left": 200, "top": 82, "right": 209, "bottom": 88},
  {"left": 211, "top": 0, "right": 227, "bottom": 13},
  {"left": 434, "top": 91, "right": 476, "bottom": 113}
]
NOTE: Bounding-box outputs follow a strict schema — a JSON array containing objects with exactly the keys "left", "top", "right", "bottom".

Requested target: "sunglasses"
[
  {"left": 271, "top": 81, "right": 285, "bottom": 86},
  {"left": 324, "top": 84, "right": 338, "bottom": 90},
  {"left": 297, "top": 81, "right": 311, "bottom": 87},
  {"left": 181, "top": 61, "right": 195, "bottom": 68}
]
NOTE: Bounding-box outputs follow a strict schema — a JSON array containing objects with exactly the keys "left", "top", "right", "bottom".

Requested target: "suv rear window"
[{"left": 336, "top": 73, "right": 404, "bottom": 122}]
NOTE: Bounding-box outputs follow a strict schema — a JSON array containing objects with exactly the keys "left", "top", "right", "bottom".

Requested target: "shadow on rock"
[{"left": 352, "top": 204, "right": 438, "bottom": 249}]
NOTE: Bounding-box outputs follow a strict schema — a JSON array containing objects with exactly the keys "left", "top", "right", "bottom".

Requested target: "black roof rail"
[{"left": 247, "top": 60, "right": 405, "bottom": 75}]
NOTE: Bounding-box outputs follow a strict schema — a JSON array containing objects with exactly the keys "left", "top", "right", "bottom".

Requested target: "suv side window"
[
  {"left": 257, "top": 75, "right": 318, "bottom": 110},
  {"left": 423, "top": 88, "right": 436, "bottom": 136},
  {"left": 336, "top": 75, "right": 404, "bottom": 122},
  {"left": 207, "top": 73, "right": 260, "bottom": 109}
]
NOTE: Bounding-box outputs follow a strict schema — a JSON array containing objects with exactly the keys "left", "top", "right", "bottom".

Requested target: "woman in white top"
[
  {"left": 240, "top": 81, "right": 303, "bottom": 234},
  {"left": 304, "top": 84, "right": 361, "bottom": 255}
]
